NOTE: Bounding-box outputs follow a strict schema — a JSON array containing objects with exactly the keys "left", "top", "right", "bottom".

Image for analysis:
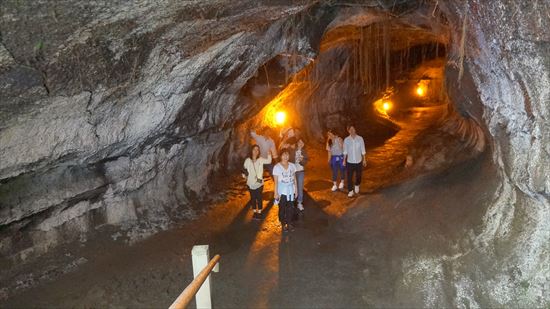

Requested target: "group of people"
[
  {"left": 242, "top": 127, "right": 308, "bottom": 232},
  {"left": 326, "top": 124, "right": 367, "bottom": 198},
  {"left": 242, "top": 124, "right": 367, "bottom": 233}
]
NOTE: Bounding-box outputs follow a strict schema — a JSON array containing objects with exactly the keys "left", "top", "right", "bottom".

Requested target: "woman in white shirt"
[
  {"left": 273, "top": 148, "right": 297, "bottom": 232},
  {"left": 243, "top": 145, "right": 272, "bottom": 219}
]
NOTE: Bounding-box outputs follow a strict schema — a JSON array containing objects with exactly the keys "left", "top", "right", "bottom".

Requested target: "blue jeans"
[
  {"left": 330, "top": 155, "right": 345, "bottom": 182},
  {"left": 296, "top": 171, "right": 305, "bottom": 203}
]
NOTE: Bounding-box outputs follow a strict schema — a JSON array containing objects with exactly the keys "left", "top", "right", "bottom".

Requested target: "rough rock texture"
[
  {"left": 242, "top": 5, "right": 450, "bottom": 138},
  {"left": 411, "top": 1, "right": 550, "bottom": 306},
  {"left": 0, "top": 0, "right": 326, "bottom": 264},
  {"left": 0, "top": 0, "right": 549, "bottom": 307}
]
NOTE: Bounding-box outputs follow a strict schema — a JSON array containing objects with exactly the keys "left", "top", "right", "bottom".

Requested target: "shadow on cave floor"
[{"left": 3, "top": 103, "right": 493, "bottom": 308}]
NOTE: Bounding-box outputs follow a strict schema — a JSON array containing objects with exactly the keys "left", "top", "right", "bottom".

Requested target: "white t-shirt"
[{"left": 273, "top": 162, "right": 297, "bottom": 197}]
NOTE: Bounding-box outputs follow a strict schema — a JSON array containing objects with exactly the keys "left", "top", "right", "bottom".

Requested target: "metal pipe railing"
[{"left": 169, "top": 254, "right": 221, "bottom": 309}]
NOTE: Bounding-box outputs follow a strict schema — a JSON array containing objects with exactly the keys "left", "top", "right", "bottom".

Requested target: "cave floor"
[
  {"left": 4, "top": 151, "right": 368, "bottom": 308},
  {"left": 3, "top": 103, "right": 493, "bottom": 308}
]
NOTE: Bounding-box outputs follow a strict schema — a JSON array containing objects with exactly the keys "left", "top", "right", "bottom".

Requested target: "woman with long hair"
[
  {"left": 242, "top": 144, "right": 272, "bottom": 219},
  {"left": 326, "top": 130, "right": 345, "bottom": 191}
]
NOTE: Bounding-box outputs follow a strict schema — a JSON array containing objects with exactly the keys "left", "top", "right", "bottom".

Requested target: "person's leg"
[
  {"left": 338, "top": 157, "right": 345, "bottom": 188},
  {"left": 278, "top": 194, "right": 286, "bottom": 225},
  {"left": 284, "top": 195, "right": 295, "bottom": 229},
  {"left": 346, "top": 162, "right": 354, "bottom": 192},
  {"left": 330, "top": 157, "right": 338, "bottom": 191},
  {"left": 249, "top": 187, "right": 259, "bottom": 218},
  {"left": 330, "top": 157, "right": 338, "bottom": 182},
  {"left": 355, "top": 162, "right": 363, "bottom": 186},
  {"left": 256, "top": 186, "right": 264, "bottom": 215},
  {"left": 296, "top": 171, "right": 304, "bottom": 209},
  {"left": 247, "top": 188, "right": 256, "bottom": 211}
]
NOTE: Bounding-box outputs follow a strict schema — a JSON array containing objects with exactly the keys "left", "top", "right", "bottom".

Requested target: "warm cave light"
[
  {"left": 274, "top": 111, "right": 287, "bottom": 125},
  {"left": 416, "top": 86, "right": 425, "bottom": 96},
  {"left": 382, "top": 101, "right": 392, "bottom": 111}
]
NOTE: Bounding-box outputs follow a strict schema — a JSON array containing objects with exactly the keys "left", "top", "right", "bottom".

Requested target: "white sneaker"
[
  {"left": 347, "top": 191, "right": 354, "bottom": 198},
  {"left": 338, "top": 181, "right": 344, "bottom": 190},
  {"left": 354, "top": 185, "right": 360, "bottom": 194},
  {"left": 331, "top": 184, "right": 338, "bottom": 191},
  {"left": 298, "top": 203, "right": 304, "bottom": 211}
]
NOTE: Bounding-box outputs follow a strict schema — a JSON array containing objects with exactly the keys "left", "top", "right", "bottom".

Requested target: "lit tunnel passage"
[
  {"left": 236, "top": 11, "right": 485, "bottom": 192},
  {"left": 219, "top": 9, "right": 491, "bottom": 307}
]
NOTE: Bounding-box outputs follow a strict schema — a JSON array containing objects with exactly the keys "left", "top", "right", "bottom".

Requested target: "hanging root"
[
  {"left": 432, "top": 0, "right": 439, "bottom": 17},
  {"left": 457, "top": 1, "right": 468, "bottom": 86}
]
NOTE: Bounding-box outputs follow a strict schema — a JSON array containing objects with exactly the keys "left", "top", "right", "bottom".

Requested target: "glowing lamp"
[
  {"left": 416, "top": 86, "right": 425, "bottom": 96},
  {"left": 274, "top": 111, "right": 286, "bottom": 125},
  {"left": 382, "top": 101, "right": 392, "bottom": 111}
]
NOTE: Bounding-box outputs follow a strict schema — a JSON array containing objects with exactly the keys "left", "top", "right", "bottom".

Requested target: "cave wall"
[
  {"left": 0, "top": 0, "right": 329, "bottom": 264},
  {"left": 0, "top": 0, "right": 548, "bottom": 307},
  {"left": 398, "top": 0, "right": 550, "bottom": 307},
  {"left": 237, "top": 8, "right": 451, "bottom": 145}
]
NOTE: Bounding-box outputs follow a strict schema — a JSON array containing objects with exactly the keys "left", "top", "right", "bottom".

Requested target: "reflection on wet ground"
[{"left": 362, "top": 103, "right": 449, "bottom": 192}]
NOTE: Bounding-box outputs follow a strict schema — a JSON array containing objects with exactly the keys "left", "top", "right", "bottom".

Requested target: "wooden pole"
[{"left": 169, "top": 254, "right": 221, "bottom": 309}]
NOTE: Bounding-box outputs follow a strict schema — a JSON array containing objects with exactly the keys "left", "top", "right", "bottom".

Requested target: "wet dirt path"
[
  {"left": 362, "top": 103, "right": 449, "bottom": 191},
  {"left": 3, "top": 105, "right": 452, "bottom": 308}
]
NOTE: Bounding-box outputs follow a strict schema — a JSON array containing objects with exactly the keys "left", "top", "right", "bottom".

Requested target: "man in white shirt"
[
  {"left": 251, "top": 127, "right": 278, "bottom": 176},
  {"left": 343, "top": 124, "right": 366, "bottom": 197}
]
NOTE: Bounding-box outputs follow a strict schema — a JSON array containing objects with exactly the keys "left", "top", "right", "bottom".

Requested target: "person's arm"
[
  {"left": 250, "top": 131, "right": 260, "bottom": 144},
  {"left": 342, "top": 138, "right": 348, "bottom": 166},
  {"left": 242, "top": 160, "right": 248, "bottom": 179},
  {"left": 273, "top": 175, "right": 279, "bottom": 200},
  {"left": 302, "top": 149, "right": 308, "bottom": 166},
  {"left": 293, "top": 174, "right": 298, "bottom": 197},
  {"left": 361, "top": 137, "right": 367, "bottom": 167},
  {"left": 269, "top": 140, "right": 278, "bottom": 159},
  {"left": 279, "top": 135, "right": 287, "bottom": 147},
  {"left": 264, "top": 154, "right": 272, "bottom": 164},
  {"left": 326, "top": 142, "right": 331, "bottom": 163}
]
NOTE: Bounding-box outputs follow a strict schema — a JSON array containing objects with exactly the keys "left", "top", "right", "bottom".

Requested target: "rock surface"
[
  {"left": 1, "top": 0, "right": 323, "bottom": 263},
  {"left": 0, "top": 0, "right": 548, "bottom": 307}
]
